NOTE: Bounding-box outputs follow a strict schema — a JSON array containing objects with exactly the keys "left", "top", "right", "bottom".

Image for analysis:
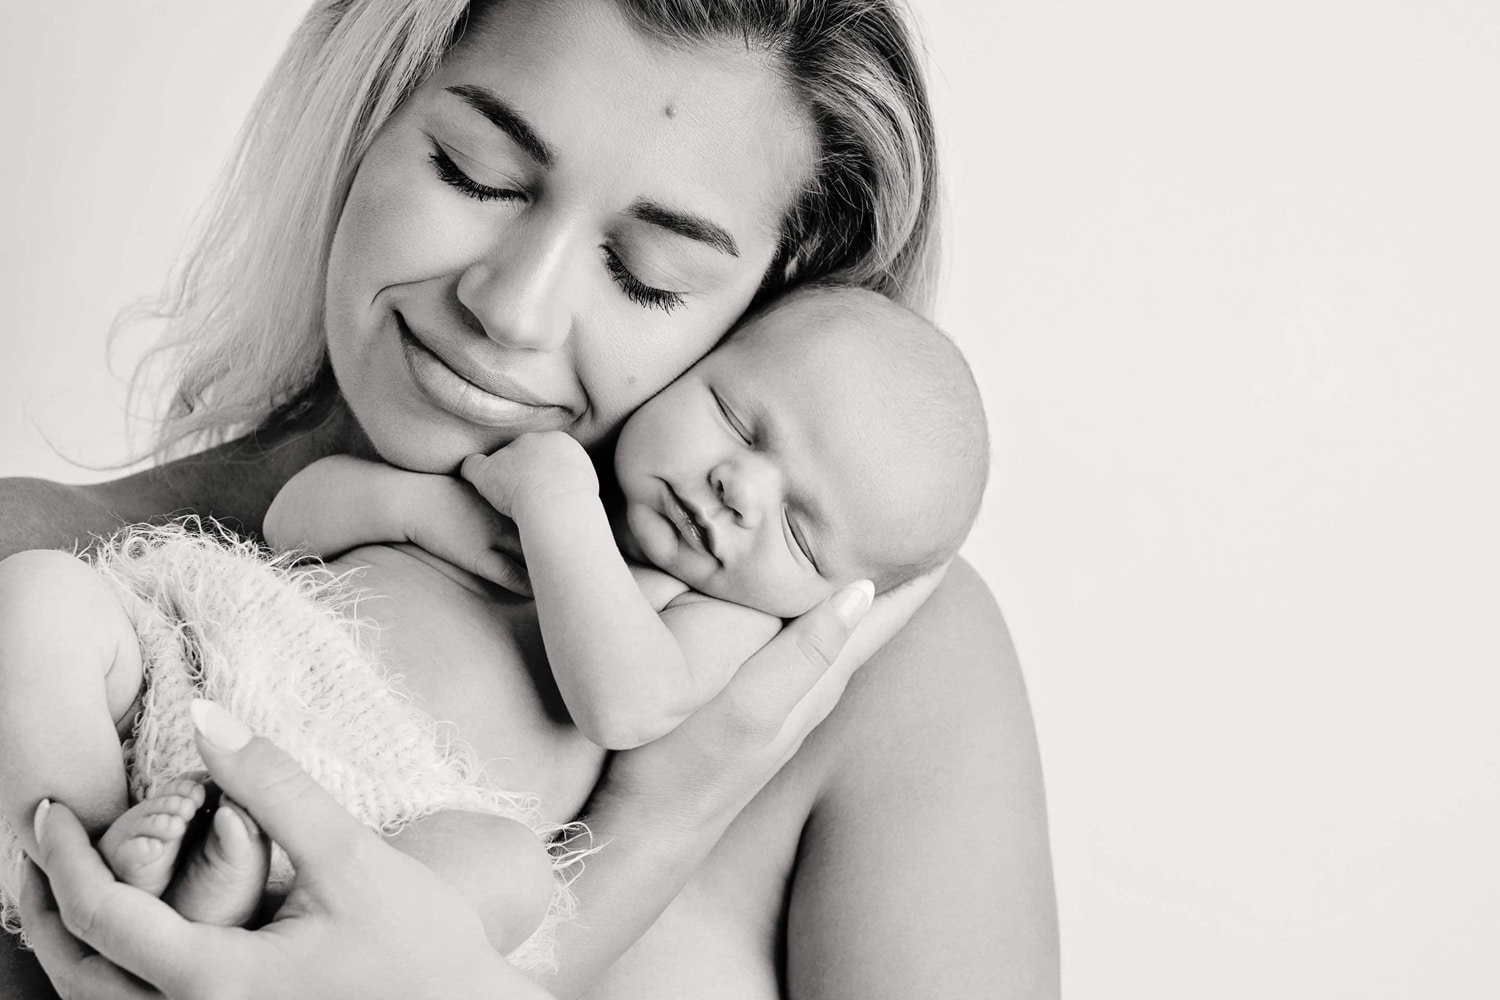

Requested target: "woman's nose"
[
  {"left": 455, "top": 223, "right": 573, "bottom": 351},
  {"left": 710, "top": 455, "right": 779, "bottom": 527}
]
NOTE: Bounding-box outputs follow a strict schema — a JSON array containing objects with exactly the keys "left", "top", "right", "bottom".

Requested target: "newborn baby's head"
[{"left": 615, "top": 284, "right": 989, "bottom": 617}]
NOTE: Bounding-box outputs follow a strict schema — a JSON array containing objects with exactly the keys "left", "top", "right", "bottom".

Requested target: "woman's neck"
[{"left": 129, "top": 386, "right": 369, "bottom": 542}]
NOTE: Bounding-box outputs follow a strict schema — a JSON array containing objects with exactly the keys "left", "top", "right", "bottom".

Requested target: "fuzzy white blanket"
[{"left": 0, "top": 521, "right": 579, "bottom": 972}]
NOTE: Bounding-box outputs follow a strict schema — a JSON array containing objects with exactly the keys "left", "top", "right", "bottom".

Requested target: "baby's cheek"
[{"left": 731, "top": 564, "right": 821, "bottom": 620}]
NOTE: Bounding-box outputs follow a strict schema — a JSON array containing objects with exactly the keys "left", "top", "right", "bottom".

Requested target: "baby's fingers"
[{"left": 471, "top": 548, "right": 533, "bottom": 597}]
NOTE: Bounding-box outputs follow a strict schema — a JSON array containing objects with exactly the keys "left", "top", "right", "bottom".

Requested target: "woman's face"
[{"left": 325, "top": 0, "right": 814, "bottom": 472}]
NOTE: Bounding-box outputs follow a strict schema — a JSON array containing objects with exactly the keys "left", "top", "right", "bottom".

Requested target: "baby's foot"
[
  {"left": 163, "top": 795, "right": 271, "bottom": 927},
  {"left": 97, "top": 777, "right": 207, "bottom": 896}
]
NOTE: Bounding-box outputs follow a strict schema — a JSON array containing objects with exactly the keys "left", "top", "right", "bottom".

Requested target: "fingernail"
[
  {"left": 190, "top": 699, "right": 253, "bottom": 751},
  {"left": 32, "top": 799, "right": 50, "bottom": 845},
  {"left": 831, "top": 579, "right": 875, "bottom": 626}
]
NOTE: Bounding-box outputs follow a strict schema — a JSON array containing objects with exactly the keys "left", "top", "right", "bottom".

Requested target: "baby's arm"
[
  {"left": 264, "top": 455, "right": 415, "bottom": 555},
  {"left": 265, "top": 456, "right": 529, "bottom": 593},
  {"left": 462, "top": 433, "right": 778, "bottom": 749}
]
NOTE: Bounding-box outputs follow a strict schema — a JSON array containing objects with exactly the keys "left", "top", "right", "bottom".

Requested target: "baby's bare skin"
[
  {"left": 98, "top": 778, "right": 269, "bottom": 927},
  {"left": 0, "top": 541, "right": 567, "bottom": 952},
  {"left": 96, "top": 777, "right": 206, "bottom": 897},
  {"left": 330, "top": 543, "right": 608, "bottom": 824}
]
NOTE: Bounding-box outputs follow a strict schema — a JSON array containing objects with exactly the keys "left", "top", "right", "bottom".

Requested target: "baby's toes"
[
  {"left": 110, "top": 832, "right": 167, "bottom": 872},
  {"left": 128, "top": 809, "right": 190, "bottom": 843},
  {"left": 97, "top": 778, "right": 205, "bottom": 895},
  {"left": 157, "top": 776, "right": 208, "bottom": 812}
]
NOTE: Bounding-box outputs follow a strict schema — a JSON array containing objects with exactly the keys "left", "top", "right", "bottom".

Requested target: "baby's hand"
[
  {"left": 461, "top": 431, "right": 600, "bottom": 521},
  {"left": 389, "top": 475, "right": 533, "bottom": 596}
]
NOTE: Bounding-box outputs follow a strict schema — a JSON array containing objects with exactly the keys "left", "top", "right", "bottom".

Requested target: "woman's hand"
[
  {"left": 21, "top": 700, "right": 552, "bottom": 1000},
  {"left": 604, "top": 565, "right": 947, "bottom": 826},
  {"left": 541, "top": 567, "right": 946, "bottom": 998}
]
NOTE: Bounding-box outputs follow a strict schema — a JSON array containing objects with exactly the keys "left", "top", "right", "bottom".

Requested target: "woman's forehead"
[{"left": 437, "top": 0, "right": 814, "bottom": 246}]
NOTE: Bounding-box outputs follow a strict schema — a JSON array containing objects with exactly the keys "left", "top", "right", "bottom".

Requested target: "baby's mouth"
[{"left": 666, "top": 485, "right": 714, "bottom": 558}]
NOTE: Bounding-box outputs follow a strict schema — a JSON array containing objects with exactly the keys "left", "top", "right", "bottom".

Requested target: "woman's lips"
[{"left": 396, "top": 314, "right": 569, "bottom": 429}]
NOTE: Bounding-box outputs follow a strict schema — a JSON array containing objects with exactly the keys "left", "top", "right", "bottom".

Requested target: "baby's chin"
[{"left": 621, "top": 503, "right": 700, "bottom": 580}]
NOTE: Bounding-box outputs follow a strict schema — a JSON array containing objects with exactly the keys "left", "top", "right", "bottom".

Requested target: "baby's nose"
[{"left": 710, "top": 456, "right": 778, "bottom": 526}]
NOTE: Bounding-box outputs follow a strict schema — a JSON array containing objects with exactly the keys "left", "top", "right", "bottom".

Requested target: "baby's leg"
[
  {"left": 0, "top": 550, "right": 146, "bottom": 855},
  {"left": 388, "top": 810, "right": 555, "bottom": 954}
]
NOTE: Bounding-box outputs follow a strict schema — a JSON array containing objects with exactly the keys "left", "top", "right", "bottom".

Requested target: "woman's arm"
[
  {"left": 788, "top": 560, "right": 1060, "bottom": 999},
  {"left": 537, "top": 574, "right": 932, "bottom": 999}
]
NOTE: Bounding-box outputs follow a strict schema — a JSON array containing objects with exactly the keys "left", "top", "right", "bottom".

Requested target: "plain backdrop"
[{"left": 3, "top": 2, "right": 1497, "bottom": 996}]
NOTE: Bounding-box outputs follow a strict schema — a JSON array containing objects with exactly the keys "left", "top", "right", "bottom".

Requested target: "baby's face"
[{"left": 614, "top": 299, "right": 944, "bottom": 617}]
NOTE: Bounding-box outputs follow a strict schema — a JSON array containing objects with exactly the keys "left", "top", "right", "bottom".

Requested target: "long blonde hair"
[{"left": 136, "top": 0, "right": 941, "bottom": 460}]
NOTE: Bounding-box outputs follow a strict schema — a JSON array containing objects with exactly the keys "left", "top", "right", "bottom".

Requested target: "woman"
[{"left": 0, "top": 0, "right": 1058, "bottom": 997}]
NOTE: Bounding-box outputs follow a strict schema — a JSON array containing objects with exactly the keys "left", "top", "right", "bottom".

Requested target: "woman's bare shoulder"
[
  {"left": 0, "top": 476, "right": 136, "bottom": 559},
  {"left": 1, "top": 403, "right": 357, "bottom": 559},
  {"left": 785, "top": 558, "right": 1059, "bottom": 998},
  {"left": 0, "top": 460, "right": 256, "bottom": 559},
  {"left": 822, "top": 557, "right": 1033, "bottom": 743}
]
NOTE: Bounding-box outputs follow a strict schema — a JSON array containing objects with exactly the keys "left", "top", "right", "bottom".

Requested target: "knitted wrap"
[{"left": 0, "top": 521, "right": 585, "bottom": 972}]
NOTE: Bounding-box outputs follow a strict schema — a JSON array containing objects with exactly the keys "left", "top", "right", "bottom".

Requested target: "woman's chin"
[{"left": 360, "top": 419, "right": 493, "bottom": 474}]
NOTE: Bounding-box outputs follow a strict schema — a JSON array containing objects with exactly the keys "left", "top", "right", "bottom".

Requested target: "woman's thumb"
[{"left": 189, "top": 699, "right": 372, "bottom": 871}]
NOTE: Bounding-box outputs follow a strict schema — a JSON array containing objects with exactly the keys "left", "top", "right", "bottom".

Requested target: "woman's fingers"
[
  {"left": 834, "top": 562, "right": 947, "bottom": 673},
  {"left": 188, "top": 699, "right": 377, "bottom": 878},
  {"left": 780, "top": 563, "right": 949, "bottom": 733},
  {"left": 717, "top": 580, "right": 874, "bottom": 744},
  {"left": 20, "top": 866, "right": 163, "bottom": 1000},
  {"left": 24, "top": 803, "right": 221, "bottom": 999}
]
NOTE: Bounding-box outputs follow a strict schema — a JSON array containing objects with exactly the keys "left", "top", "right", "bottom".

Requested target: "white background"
[{"left": 3, "top": 2, "right": 1498, "bottom": 996}]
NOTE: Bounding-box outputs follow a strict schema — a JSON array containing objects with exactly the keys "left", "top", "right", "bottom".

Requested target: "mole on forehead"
[{"left": 663, "top": 102, "right": 677, "bottom": 118}]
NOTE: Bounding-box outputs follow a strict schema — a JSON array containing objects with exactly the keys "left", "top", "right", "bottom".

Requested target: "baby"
[{"left": 0, "top": 285, "right": 988, "bottom": 964}]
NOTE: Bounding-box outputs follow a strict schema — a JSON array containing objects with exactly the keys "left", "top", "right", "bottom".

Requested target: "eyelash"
[
  {"left": 602, "top": 247, "right": 685, "bottom": 313},
  {"left": 711, "top": 391, "right": 817, "bottom": 570},
  {"left": 785, "top": 511, "right": 818, "bottom": 571},
  {"left": 427, "top": 144, "right": 521, "bottom": 203},
  {"left": 427, "top": 139, "right": 685, "bottom": 314},
  {"left": 713, "top": 390, "right": 753, "bottom": 446}
]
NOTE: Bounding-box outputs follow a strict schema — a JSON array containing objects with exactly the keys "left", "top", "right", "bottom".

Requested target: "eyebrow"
[
  {"left": 445, "top": 85, "right": 555, "bottom": 168},
  {"left": 629, "top": 202, "right": 741, "bottom": 258}
]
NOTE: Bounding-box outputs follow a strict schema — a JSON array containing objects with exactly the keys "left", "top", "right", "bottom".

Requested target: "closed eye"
[
  {"left": 602, "top": 246, "right": 685, "bottom": 313},
  {"left": 712, "top": 389, "right": 753, "bottom": 445},
  {"left": 427, "top": 140, "right": 524, "bottom": 203},
  {"left": 784, "top": 509, "right": 820, "bottom": 573}
]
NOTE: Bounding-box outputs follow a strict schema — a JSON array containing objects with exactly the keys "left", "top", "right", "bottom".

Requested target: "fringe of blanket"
[{"left": 0, "top": 519, "right": 589, "bottom": 973}]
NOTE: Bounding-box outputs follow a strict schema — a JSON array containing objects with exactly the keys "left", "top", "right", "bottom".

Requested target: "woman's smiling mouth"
[{"left": 396, "top": 313, "right": 571, "bottom": 430}]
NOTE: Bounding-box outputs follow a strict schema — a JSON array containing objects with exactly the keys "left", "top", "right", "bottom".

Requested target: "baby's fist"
[{"left": 461, "top": 431, "right": 600, "bottom": 519}]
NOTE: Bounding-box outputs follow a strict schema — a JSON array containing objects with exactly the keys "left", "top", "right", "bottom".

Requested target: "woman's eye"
[
  {"left": 427, "top": 142, "right": 523, "bottom": 203},
  {"left": 602, "top": 247, "right": 685, "bottom": 313},
  {"left": 712, "top": 390, "right": 753, "bottom": 445}
]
